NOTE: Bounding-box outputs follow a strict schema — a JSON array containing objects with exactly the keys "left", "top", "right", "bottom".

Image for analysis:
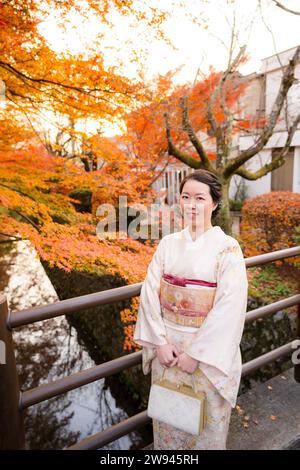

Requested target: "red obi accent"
[
  {"left": 162, "top": 273, "right": 217, "bottom": 288},
  {"left": 160, "top": 273, "right": 217, "bottom": 327}
]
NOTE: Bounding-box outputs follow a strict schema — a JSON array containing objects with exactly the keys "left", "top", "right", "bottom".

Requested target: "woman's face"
[{"left": 179, "top": 179, "right": 218, "bottom": 228}]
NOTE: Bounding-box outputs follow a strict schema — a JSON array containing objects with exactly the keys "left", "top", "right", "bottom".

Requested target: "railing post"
[
  {"left": 0, "top": 295, "right": 25, "bottom": 449},
  {"left": 295, "top": 277, "right": 300, "bottom": 383}
]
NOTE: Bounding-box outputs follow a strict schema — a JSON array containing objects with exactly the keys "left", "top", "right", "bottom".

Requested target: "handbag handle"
[{"left": 161, "top": 366, "right": 198, "bottom": 394}]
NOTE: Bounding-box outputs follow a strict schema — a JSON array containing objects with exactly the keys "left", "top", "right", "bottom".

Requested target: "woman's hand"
[
  {"left": 156, "top": 344, "right": 179, "bottom": 367},
  {"left": 177, "top": 352, "right": 199, "bottom": 374}
]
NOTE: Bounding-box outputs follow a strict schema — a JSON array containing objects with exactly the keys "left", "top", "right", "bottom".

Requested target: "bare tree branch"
[
  {"left": 148, "top": 153, "right": 173, "bottom": 186},
  {"left": 206, "top": 45, "right": 247, "bottom": 167},
  {"left": 164, "top": 112, "right": 203, "bottom": 169},
  {"left": 235, "top": 111, "right": 300, "bottom": 180},
  {"left": 0, "top": 232, "right": 23, "bottom": 241},
  {"left": 272, "top": 0, "right": 300, "bottom": 16},
  {"left": 0, "top": 61, "right": 132, "bottom": 99},
  {"left": 180, "top": 96, "right": 215, "bottom": 171},
  {"left": 10, "top": 209, "right": 41, "bottom": 232},
  {"left": 164, "top": 45, "right": 248, "bottom": 175},
  {"left": 0, "top": 183, "right": 36, "bottom": 201}
]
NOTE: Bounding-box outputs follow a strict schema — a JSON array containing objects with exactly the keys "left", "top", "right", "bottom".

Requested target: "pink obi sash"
[{"left": 159, "top": 273, "right": 217, "bottom": 328}]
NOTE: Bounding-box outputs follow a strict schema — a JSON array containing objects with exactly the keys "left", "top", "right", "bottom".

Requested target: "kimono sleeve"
[
  {"left": 133, "top": 237, "right": 168, "bottom": 348},
  {"left": 185, "top": 239, "right": 248, "bottom": 377}
]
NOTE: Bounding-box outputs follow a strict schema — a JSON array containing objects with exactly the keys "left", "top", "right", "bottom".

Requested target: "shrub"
[{"left": 240, "top": 191, "right": 300, "bottom": 267}]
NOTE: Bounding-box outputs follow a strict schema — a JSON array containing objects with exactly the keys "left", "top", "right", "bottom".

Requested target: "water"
[{"left": 0, "top": 239, "right": 144, "bottom": 450}]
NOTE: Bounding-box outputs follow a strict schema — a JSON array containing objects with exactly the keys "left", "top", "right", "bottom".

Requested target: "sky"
[{"left": 39, "top": 0, "right": 300, "bottom": 135}]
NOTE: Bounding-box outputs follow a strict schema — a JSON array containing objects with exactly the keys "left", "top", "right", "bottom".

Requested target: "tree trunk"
[{"left": 215, "top": 180, "right": 232, "bottom": 236}]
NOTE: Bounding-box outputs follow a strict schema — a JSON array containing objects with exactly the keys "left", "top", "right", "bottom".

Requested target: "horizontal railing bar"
[
  {"left": 8, "top": 283, "right": 142, "bottom": 329},
  {"left": 66, "top": 340, "right": 298, "bottom": 450},
  {"left": 241, "top": 341, "right": 295, "bottom": 377},
  {"left": 19, "top": 294, "right": 300, "bottom": 409},
  {"left": 245, "top": 294, "right": 300, "bottom": 323},
  {"left": 244, "top": 245, "right": 300, "bottom": 268},
  {"left": 19, "top": 351, "right": 142, "bottom": 410},
  {"left": 8, "top": 246, "right": 300, "bottom": 329},
  {"left": 66, "top": 411, "right": 150, "bottom": 451}
]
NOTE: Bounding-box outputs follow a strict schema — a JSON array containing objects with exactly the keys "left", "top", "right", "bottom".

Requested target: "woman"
[{"left": 133, "top": 169, "right": 248, "bottom": 450}]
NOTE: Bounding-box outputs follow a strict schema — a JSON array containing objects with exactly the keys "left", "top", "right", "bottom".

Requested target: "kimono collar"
[{"left": 181, "top": 225, "right": 220, "bottom": 243}]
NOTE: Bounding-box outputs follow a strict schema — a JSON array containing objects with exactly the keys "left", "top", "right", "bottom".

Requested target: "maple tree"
[
  {"left": 121, "top": 63, "right": 253, "bottom": 229},
  {"left": 0, "top": 0, "right": 169, "bottom": 116},
  {"left": 129, "top": 47, "right": 300, "bottom": 234},
  {"left": 0, "top": 0, "right": 206, "bottom": 136},
  {"left": 0, "top": 0, "right": 175, "bottom": 170}
]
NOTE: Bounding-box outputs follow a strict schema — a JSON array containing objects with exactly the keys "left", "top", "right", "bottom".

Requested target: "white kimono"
[{"left": 133, "top": 224, "right": 248, "bottom": 450}]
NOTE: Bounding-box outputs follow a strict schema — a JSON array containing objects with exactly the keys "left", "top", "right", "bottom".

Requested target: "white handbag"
[{"left": 147, "top": 368, "right": 207, "bottom": 435}]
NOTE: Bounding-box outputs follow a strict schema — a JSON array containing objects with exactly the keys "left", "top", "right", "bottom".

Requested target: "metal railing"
[{"left": 0, "top": 245, "right": 299, "bottom": 450}]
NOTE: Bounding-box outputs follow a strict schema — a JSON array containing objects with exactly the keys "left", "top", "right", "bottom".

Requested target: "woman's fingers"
[
  {"left": 169, "top": 357, "right": 178, "bottom": 367},
  {"left": 168, "top": 353, "right": 178, "bottom": 367},
  {"left": 165, "top": 352, "right": 179, "bottom": 367},
  {"left": 160, "top": 357, "right": 173, "bottom": 367},
  {"left": 161, "top": 357, "right": 176, "bottom": 367},
  {"left": 158, "top": 344, "right": 181, "bottom": 367}
]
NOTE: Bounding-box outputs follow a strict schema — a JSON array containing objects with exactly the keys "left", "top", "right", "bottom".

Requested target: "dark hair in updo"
[{"left": 179, "top": 169, "right": 222, "bottom": 220}]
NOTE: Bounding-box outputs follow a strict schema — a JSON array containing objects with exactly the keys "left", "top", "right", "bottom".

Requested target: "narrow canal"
[{"left": 0, "top": 239, "right": 147, "bottom": 450}]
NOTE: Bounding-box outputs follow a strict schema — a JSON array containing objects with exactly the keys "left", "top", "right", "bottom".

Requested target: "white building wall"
[
  {"left": 238, "top": 128, "right": 300, "bottom": 196},
  {"left": 234, "top": 46, "right": 300, "bottom": 198},
  {"left": 229, "top": 149, "right": 272, "bottom": 199},
  {"left": 293, "top": 147, "right": 300, "bottom": 193},
  {"left": 262, "top": 47, "right": 300, "bottom": 133}
]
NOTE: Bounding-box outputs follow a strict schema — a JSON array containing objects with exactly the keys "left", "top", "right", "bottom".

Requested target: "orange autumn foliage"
[
  {"left": 240, "top": 191, "right": 300, "bottom": 267},
  {"left": 0, "top": 0, "right": 173, "bottom": 134},
  {"left": 90, "top": 135, "right": 157, "bottom": 213},
  {"left": 122, "top": 69, "right": 256, "bottom": 168},
  {"left": 1, "top": 2, "right": 279, "bottom": 355},
  {"left": 0, "top": 145, "right": 162, "bottom": 351}
]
